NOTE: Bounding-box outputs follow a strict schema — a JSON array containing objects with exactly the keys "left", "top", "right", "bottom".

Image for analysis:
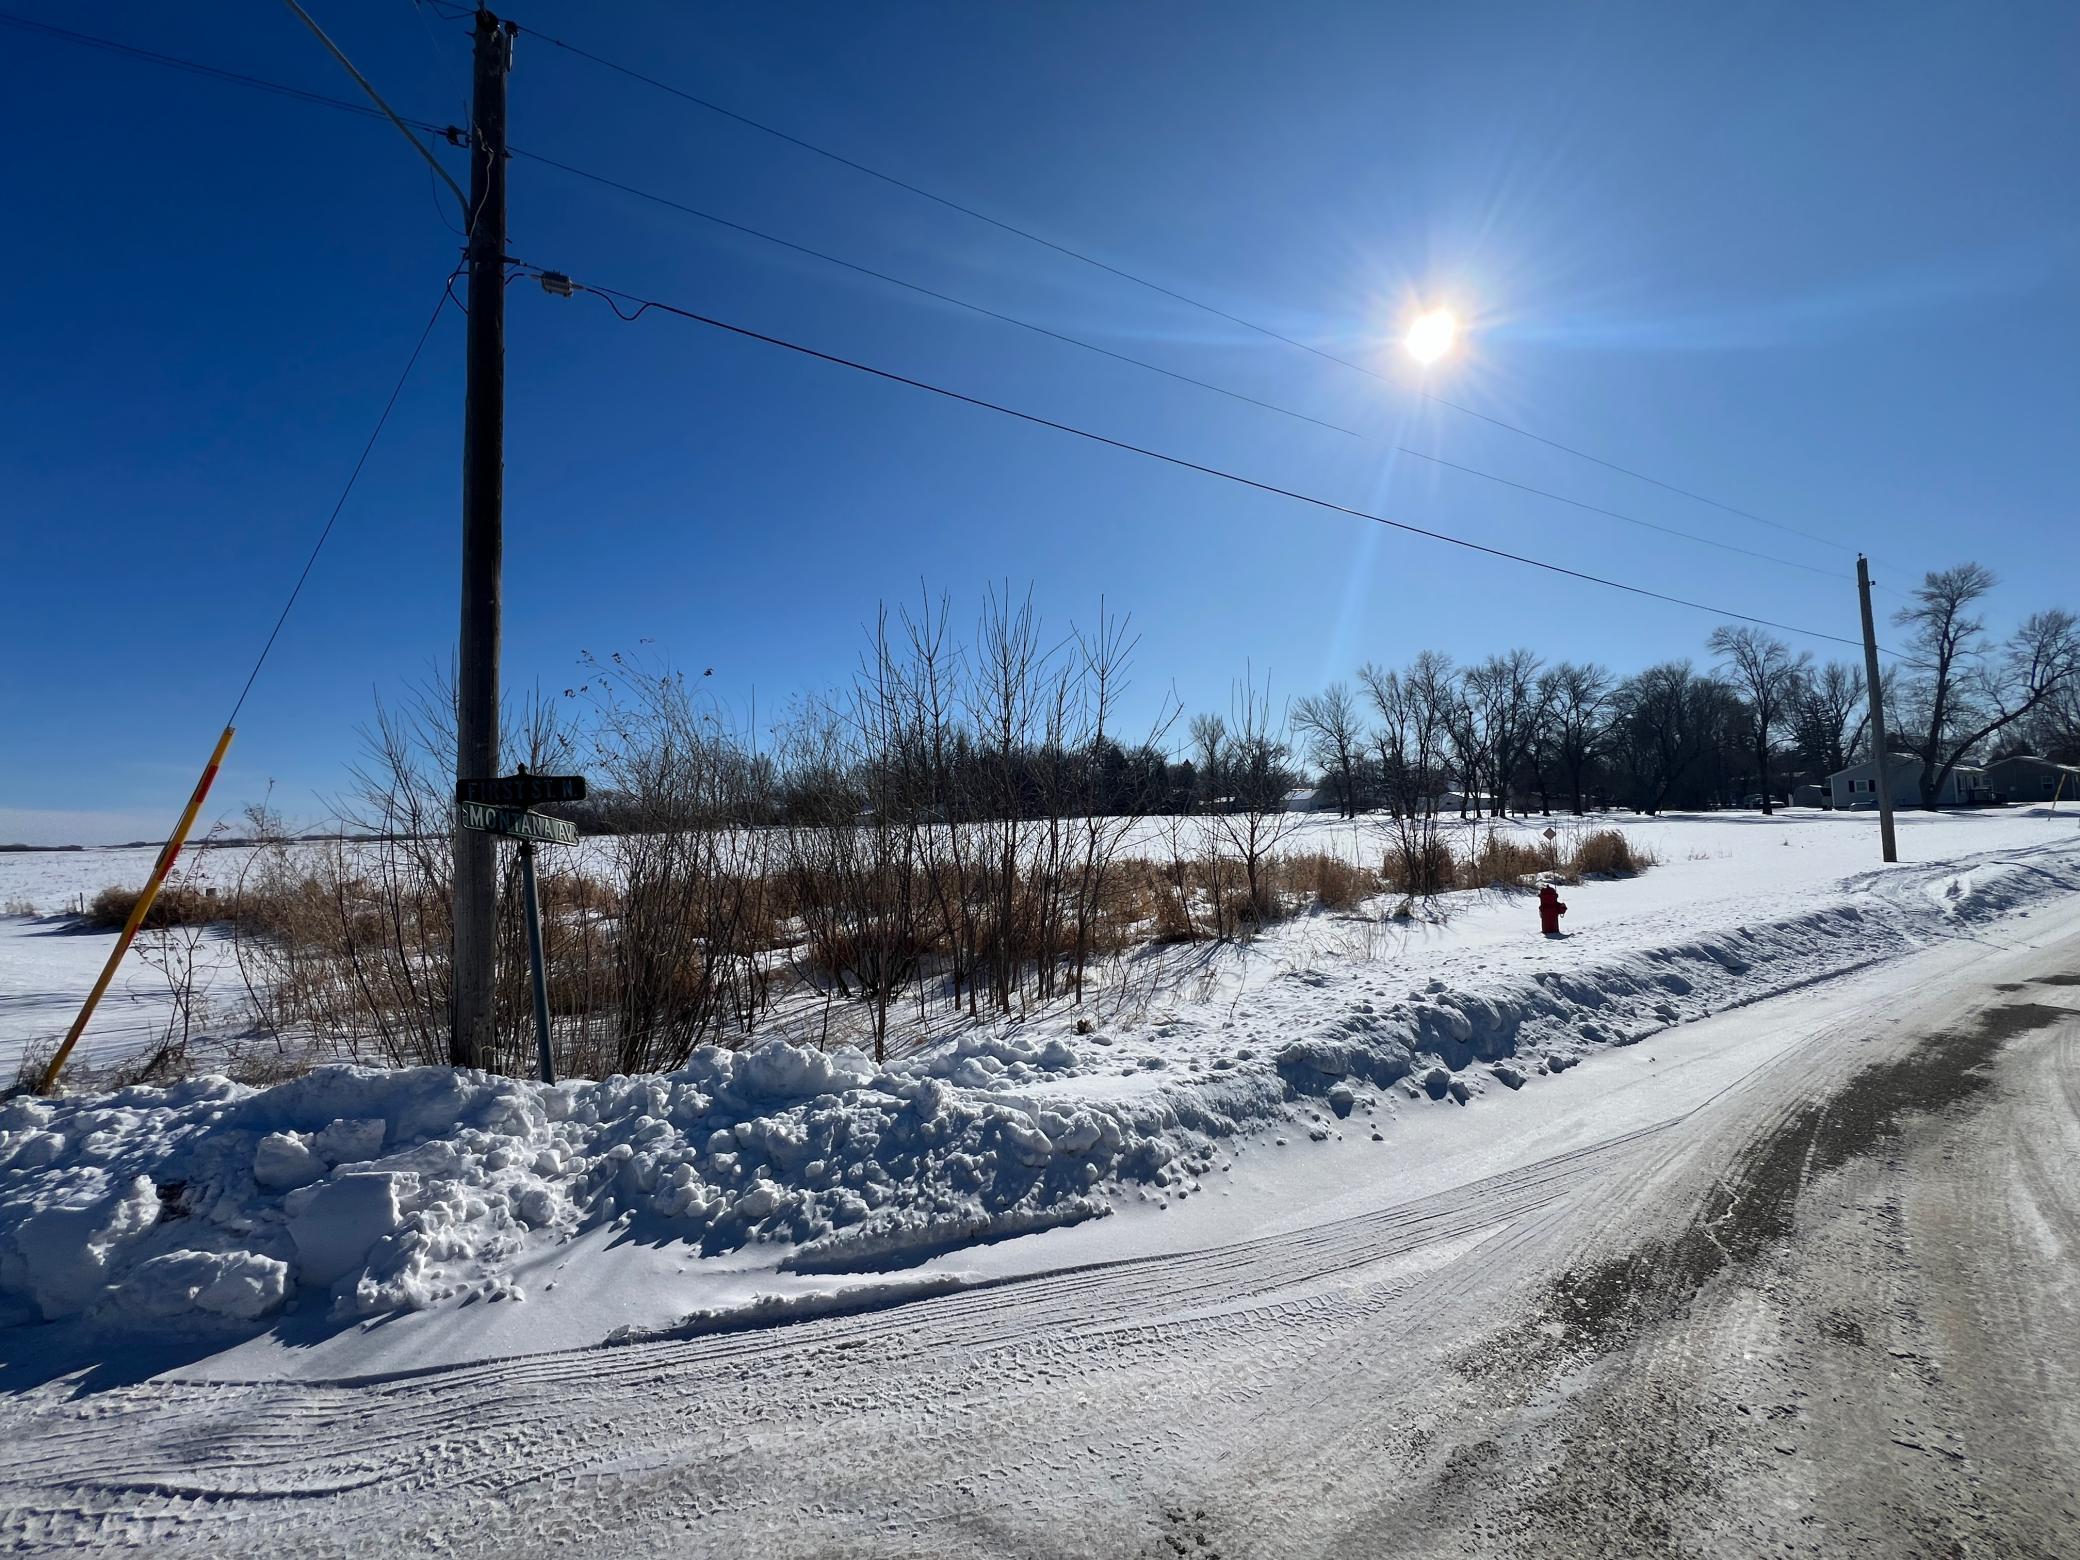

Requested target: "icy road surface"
[{"left": 2, "top": 899, "right": 2076, "bottom": 1556}]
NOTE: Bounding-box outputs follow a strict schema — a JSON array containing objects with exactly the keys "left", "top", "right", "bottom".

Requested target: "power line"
[
  {"left": 10, "top": 7, "right": 1922, "bottom": 608},
  {"left": 517, "top": 146, "right": 1842, "bottom": 583},
  {"left": 0, "top": 10, "right": 451, "bottom": 136},
  {"left": 483, "top": 4, "right": 1856, "bottom": 558},
  {"left": 283, "top": 0, "right": 465, "bottom": 211},
  {"left": 226, "top": 277, "right": 456, "bottom": 726},
  {"left": 4, "top": 7, "right": 1863, "bottom": 585},
  {"left": 530, "top": 265, "right": 1920, "bottom": 663},
  {"left": 515, "top": 149, "right": 1355, "bottom": 436}
]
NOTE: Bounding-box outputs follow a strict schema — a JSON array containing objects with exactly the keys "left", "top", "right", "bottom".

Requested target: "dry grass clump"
[
  {"left": 1087, "top": 851, "right": 1386, "bottom": 944},
  {"left": 1378, "top": 823, "right": 1658, "bottom": 896},
  {"left": 536, "top": 873, "right": 620, "bottom": 918},
  {"left": 1568, "top": 827, "right": 1654, "bottom": 879},
  {"left": 1379, "top": 836, "right": 1456, "bottom": 898},
  {"left": 1276, "top": 851, "right": 1381, "bottom": 912},
  {"left": 1460, "top": 833, "right": 1551, "bottom": 889},
  {"left": 12, "top": 1033, "right": 322, "bottom": 1096},
  {"left": 85, "top": 883, "right": 220, "bottom": 930}
]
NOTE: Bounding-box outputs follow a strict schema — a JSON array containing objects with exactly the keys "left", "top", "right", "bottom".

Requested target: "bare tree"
[
  {"left": 1612, "top": 661, "right": 1733, "bottom": 814},
  {"left": 968, "top": 584, "right": 1046, "bottom": 1012},
  {"left": 1442, "top": 685, "right": 1486, "bottom": 820},
  {"left": 1204, "top": 672, "right": 1298, "bottom": 925},
  {"left": 1788, "top": 661, "right": 1870, "bottom": 777},
  {"left": 1064, "top": 604, "right": 1175, "bottom": 1001},
  {"left": 1708, "top": 626, "right": 1811, "bottom": 814},
  {"left": 1891, "top": 564, "right": 2080, "bottom": 807},
  {"left": 588, "top": 654, "right": 772, "bottom": 1073},
  {"left": 1464, "top": 650, "right": 1545, "bottom": 816},
  {"left": 2019, "top": 678, "right": 2080, "bottom": 765},
  {"left": 1361, "top": 654, "right": 1453, "bottom": 895},
  {"left": 1187, "top": 712, "right": 1227, "bottom": 811},
  {"left": 1292, "top": 682, "right": 1365, "bottom": 818},
  {"left": 1539, "top": 662, "right": 1614, "bottom": 815}
]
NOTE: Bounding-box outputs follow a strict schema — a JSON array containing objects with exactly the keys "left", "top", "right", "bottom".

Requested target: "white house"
[{"left": 1828, "top": 755, "right": 1983, "bottom": 809}]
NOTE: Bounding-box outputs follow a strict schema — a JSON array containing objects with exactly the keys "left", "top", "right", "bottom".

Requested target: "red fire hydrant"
[{"left": 1538, "top": 884, "right": 1568, "bottom": 936}]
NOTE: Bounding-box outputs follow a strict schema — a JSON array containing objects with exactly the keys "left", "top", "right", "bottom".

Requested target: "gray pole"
[
  {"left": 1856, "top": 554, "right": 1898, "bottom": 864},
  {"left": 452, "top": 8, "right": 512, "bottom": 1070},
  {"left": 518, "top": 839, "right": 555, "bottom": 1084}
]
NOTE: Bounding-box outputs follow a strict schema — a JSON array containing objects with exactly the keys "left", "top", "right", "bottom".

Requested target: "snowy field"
[{"left": 2, "top": 807, "right": 2078, "bottom": 1367}]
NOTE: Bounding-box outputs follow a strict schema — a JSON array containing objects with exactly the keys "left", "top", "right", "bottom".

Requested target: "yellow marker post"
[{"left": 37, "top": 726, "right": 236, "bottom": 1094}]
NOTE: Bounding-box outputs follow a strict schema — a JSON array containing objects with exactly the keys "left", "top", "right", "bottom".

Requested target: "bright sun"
[{"left": 1404, "top": 308, "right": 1458, "bottom": 364}]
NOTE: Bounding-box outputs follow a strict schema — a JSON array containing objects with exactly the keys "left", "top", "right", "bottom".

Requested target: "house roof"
[
  {"left": 1826, "top": 754, "right": 1924, "bottom": 781},
  {"left": 1987, "top": 753, "right": 2080, "bottom": 773}
]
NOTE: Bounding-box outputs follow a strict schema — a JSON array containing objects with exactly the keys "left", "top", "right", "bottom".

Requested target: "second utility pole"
[
  {"left": 453, "top": 7, "right": 513, "bottom": 1070},
  {"left": 1856, "top": 554, "right": 1898, "bottom": 864}
]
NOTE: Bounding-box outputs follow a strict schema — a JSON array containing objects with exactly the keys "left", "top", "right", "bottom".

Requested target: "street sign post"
[
  {"left": 454, "top": 771, "right": 582, "bottom": 1083},
  {"left": 515, "top": 839, "right": 556, "bottom": 1087},
  {"left": 456, "top": 800, "right": 579, "bottom": 847}
]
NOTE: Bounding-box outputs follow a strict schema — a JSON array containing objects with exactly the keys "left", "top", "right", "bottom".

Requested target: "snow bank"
[
  {"left": 0, "top": 1033, "right": 1224, "bottom": 1332},
  {"left": 3, "top": 826, "right": 2076, "bottom": 1337}
]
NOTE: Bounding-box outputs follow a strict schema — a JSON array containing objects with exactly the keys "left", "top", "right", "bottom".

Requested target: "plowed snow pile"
[{"left": 4, "top": 812, "right": 2078, "bottom": 1337}]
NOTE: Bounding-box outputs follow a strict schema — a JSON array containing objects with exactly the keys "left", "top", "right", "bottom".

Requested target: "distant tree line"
[
  {"left": 543, "top": 561, "right": 2074, "bottom": 836},
  {"left": 1284, "top": 562, "right": 2077, "bottom": 817}
]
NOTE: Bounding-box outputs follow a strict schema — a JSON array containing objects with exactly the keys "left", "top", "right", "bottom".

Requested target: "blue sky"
[{"left": 3, "top": 1, "right": 2076, "bottom": 843}]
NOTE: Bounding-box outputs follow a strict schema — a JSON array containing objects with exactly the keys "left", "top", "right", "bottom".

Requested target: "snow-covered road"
[{"left": 4, "top": 889, "right": 2076, "bottom": 1556}]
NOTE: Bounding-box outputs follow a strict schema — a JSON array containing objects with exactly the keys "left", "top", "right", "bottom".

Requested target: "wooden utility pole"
[
  {"left": 453, "top": 7, "right": 512, "bottom": 1069},
  {"left": 1856, "top": 554, "right": 1898, "bottom": 864}
]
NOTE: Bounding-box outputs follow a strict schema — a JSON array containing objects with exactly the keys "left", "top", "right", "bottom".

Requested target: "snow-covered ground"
[{"left": 2, "top": 808, "right": 2078, "bottom": 1368}]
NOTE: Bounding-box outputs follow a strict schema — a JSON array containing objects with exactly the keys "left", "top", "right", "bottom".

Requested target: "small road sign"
[
  {"left": 1543, "top": 827, "right": 1558, "bottom": 841},
  {"left": 455, "top": 773, "right": 588, "bottom": 807},
  {"left": 456, "top": 800, "right": 579, "bottom": 847}
]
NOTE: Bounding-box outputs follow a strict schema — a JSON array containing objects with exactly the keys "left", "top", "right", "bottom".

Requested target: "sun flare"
[{"left": 1404, "top": 308, "right": 1457, "bottom": 364}]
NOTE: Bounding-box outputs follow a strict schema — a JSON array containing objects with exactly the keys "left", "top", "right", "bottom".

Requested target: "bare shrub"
[
  {"left": 1379, "top": 835, "right": 1455, "bottom": 897},
  {"left": 577, "top": 650, "right": 774, "bottom": 1076},
  {"left": 218, "top": 677, "right": 596, "bottom": 1074}
]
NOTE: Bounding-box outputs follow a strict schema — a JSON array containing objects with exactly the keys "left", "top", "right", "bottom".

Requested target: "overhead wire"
[
  {"left": 472, "top": 2, "right": 1861, "bottom": 560},
  {"left": 7, "top": 7, "right": 1928, "bottom": 635},
  {"left": 529, "top": 265, "right": 1928, "bottom": 665},
  {"left": 5, "top": 6, "right": 1881, "bottom": 587},
  {"left": 0, "top": 9, "right": 452, "bottom": 136},
  {"left": 225, "top": 276, "right": 457, "bottom": 726},
  {"left": 513, "top": 146, "right": 1842, "bottom": 582},
  {"left": 281, "top": 0, "right": 465, "bottom": 210}
]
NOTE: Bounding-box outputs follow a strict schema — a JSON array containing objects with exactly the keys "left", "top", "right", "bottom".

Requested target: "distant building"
[
  {"left": 1790, "top": 783, "right": 1827, "bottom": 808},
  {"left": 1983, "top": 754, "right": 2080, "bottom": 805},
  {"left": 1282, "top": 785, "right": 1334, "bottom": 813},
  {"left": 1433, "top": 790, "right": 1494, "bottom": 815},
  {"left": 1827, "top": 755, "right": 1985, "bottom": 809}
]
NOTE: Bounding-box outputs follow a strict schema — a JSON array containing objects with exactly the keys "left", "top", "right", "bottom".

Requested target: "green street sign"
[
  {"left": 456, "top": 800, "right": 579, "bottom": 847},
  {"left": 456, "top": 773, "right": 588, "bottom": 807}
]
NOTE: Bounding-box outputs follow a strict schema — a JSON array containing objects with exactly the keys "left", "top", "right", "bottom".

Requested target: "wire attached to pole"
[
  {"left": 226, "top": 276, "right": 456, "bottom": 728},
  {"left": 530, "top": 264, "right": 1930, "bottom": 663},
  {"left": 280, "top": 0, "right": 468, "bottom": 213}
]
